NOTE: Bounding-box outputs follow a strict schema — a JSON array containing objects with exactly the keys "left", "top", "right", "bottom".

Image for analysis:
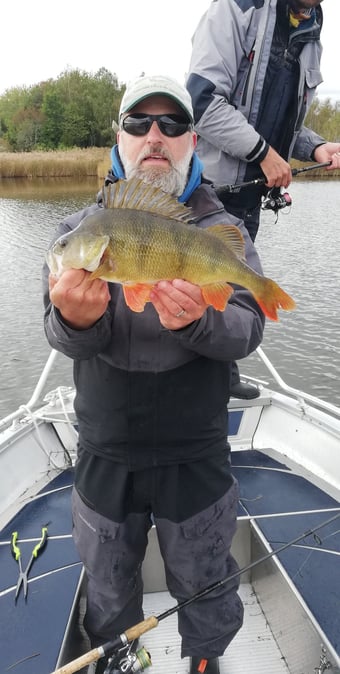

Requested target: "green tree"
[
  {"left": 61, "top": 100, "right": 93, "bottom": 147},
  {"left": 90, "top": 68, "right": 124, "bottom": 145},
  {"left": 0, "top": 68, "right": 125, "bottom": 150},
  {"left": 13, "top": 107, "right": 44, "bottom": 151},
  {"left": 0, "top": 86, "right": 32, "bottom": 150},
  {"left": 40, "top": 90, "right": 64, "bottom": 149}
]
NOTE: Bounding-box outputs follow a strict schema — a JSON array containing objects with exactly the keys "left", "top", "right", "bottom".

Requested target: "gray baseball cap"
[{"left": 119, "top": 74, "right": 194, "bottom": 123}]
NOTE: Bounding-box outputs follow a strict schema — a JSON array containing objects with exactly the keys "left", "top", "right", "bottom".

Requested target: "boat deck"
[
  {"left": 140, "top": 585, "right": 289, "bottom": 673},
  {"left": 1, "top": 445, "right": 339, "bottom": 673}
]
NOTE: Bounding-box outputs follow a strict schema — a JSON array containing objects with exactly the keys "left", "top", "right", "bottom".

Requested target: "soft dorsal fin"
[
  {"left": 205, "top": 224, "right": 246, "bottom": 259},
  {"left": 102, "top": 177, "right": 193, "bottom": 223}
]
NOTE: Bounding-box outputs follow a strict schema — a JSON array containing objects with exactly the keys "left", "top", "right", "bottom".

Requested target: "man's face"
[
  {"left": 289, "top": 0, "right": 323, "bottom": 11},
  {"left": 117, "top": 96, "right": 197, "bottom": 196}
]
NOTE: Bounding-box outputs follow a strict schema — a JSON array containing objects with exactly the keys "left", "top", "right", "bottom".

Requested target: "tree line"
[
  {"left": 0, "top": 68, "right": 124, "bottom": 152},
  {"left": 0, "top": 67, "right": 339, "bottom": 152}
]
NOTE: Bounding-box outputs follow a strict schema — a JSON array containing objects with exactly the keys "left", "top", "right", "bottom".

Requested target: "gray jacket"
[
  {"left": 43, "top": 183, "right": 265, "bottom": 467},
  {"left": 186, "top": 0, "right": 325, "bottom": 186}
]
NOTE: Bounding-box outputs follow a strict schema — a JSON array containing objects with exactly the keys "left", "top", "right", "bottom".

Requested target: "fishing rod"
[
  {"left": 214, "top": 160, "right": 332, "bottom": 198},
  {"left": 51, "top": 510, "right": 340, "bottom": 674}
]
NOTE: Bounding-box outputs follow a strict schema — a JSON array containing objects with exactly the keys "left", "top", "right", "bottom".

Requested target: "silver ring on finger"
[{"left": 176, "top": 309, "right": 185, "bottom": 318}]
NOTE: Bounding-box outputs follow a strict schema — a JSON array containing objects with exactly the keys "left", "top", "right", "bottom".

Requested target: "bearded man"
[{"left": 43, "top": 75, "right": 266, "bottom": 673}]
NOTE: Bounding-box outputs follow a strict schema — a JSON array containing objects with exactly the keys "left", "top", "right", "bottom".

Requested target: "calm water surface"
[{"left": 0, "top": 176, "right": 339, "bottom": 419}]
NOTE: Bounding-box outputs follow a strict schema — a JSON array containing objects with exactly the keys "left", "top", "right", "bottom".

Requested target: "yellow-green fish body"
[{"left": 47, "top": 178, "right": 296, "bottom": 320}]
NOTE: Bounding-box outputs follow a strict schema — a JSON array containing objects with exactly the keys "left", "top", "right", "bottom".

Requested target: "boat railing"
[
  {"left": 1, "top": 346, "right": 340, "bottom": 433},
  {"left": 255, "top": 346, "right": 340, "bottom": 418},
  {"left": 0, "top": 349, "right": 60, "bottom": 431}
]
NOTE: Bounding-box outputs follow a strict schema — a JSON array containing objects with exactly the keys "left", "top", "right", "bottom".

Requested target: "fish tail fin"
[{"left": 254, "top": 279, "right": 296, "bottom": 321}]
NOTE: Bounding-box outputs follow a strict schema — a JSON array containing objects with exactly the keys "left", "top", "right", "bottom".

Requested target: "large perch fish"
[{"left": 47, "top": 178, "right": 296, "bottom": 320}]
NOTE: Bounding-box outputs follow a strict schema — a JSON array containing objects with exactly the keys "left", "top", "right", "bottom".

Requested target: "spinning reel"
[{"left": 103, "top": 642, "right": 151, "bottom": 673}]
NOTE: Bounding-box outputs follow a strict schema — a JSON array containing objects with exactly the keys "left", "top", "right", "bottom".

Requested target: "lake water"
[{"left": 0, "top": 176, "right": 339, "bottom": 419}]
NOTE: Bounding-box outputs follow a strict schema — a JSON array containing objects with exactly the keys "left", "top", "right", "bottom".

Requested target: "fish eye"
[{"left": 58, "top": 239, "right": 68, "bottom": 248}]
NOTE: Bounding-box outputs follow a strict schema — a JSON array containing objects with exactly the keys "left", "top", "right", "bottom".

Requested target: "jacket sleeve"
[
  {"left": 168, "top": 221, "right": 265, "bottom": 362},
  {"left": 43, "top": 209, "right": 113, "bottom": 361},
  {"left": 186, "top": 0, "right": 265, "bottom": 161},
  {"left": 291, "top": 125, "right": 326, "bottom": 162}
]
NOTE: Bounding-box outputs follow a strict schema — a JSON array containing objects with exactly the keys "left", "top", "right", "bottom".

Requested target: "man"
[
  {"left": 43, "top": 75, "right": 265, "bottom": 674},
  {"left": 186, "top": 0, "right": 340, "bottom": 398}
]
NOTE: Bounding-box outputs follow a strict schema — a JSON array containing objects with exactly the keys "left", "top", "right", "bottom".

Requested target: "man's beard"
[{"left": 119, "top": 144, "right": 193, "bottom": 196}]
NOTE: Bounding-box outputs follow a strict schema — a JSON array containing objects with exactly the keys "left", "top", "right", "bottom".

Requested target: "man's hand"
[
  {"left": 49, "top": 269, "right": 110, "bottom": 330},
  {"left": 313, "top": 142, "right": 340, "bottom": 169},
  {"left": 260, "top": 146, "right": 292, "bottom": 188},
  {"left": 150, "top": 279, "right": 208, "bottom": 329}
]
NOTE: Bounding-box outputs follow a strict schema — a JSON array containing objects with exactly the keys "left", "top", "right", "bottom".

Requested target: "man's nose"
[{"left": 146, "top": 120, "right": 164, "bottom": 141}]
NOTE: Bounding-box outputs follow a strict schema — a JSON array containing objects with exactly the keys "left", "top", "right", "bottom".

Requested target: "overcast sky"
[{"left": 1, "top": 0, "right": 339, "bottom": 101}]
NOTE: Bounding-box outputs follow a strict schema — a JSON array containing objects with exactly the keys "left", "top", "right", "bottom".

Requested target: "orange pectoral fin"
[
  {"left": 201, "top": 282, "right": 234, "bottom": 311},
  {"left": 123, "top": 283, "right": 154, "bottom": 312}
]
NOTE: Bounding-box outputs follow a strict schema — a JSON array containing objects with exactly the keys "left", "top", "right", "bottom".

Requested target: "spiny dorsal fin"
[
  {"left": 205, "top": 224, "right": 246, "bottom": 260},
  {"left": 103, "top": 177, "right": 193, "bottom": 223}
]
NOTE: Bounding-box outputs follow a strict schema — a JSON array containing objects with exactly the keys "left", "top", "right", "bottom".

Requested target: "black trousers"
[{"left": 72, "top": 454, "right": 244, "bottom": 657}]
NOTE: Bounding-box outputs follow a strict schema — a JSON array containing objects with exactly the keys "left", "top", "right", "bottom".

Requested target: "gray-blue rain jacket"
[{"left": 186, "top": 0, "right": 326, "bottom": 186}]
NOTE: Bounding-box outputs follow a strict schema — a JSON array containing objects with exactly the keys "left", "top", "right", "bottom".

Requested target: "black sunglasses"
[{"left": 121, "top": 113, "right": 192, "bottom": 137}]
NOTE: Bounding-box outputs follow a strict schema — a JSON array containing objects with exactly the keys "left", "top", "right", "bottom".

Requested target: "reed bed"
[
  {"left": 0, "top": 150, "right": 338, "bottom": 180},
  {"left": 0, "top": 148, "right": 111, "bottom": 179}
]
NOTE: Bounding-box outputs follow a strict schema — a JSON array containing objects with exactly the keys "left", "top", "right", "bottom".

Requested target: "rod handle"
[
  {"left": 50, "top": 617, "right": 158, "bottom": 673},
  {"left": 50, "top": 647, "right": 102, "bottom": 674},
  {"left": 125, "top": 615, "right": 159, "bottom": 641}
]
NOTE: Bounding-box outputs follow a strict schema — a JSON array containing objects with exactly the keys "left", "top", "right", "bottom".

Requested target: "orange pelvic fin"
[
  {"left": 201, "top": 282, "right": 234, "bottom": 311},
  {"left": 254, "top": 279, "right": 296, "bottom": 321},
  {"left": 123, "top": 283, "right": 153, "bottom": 312}
]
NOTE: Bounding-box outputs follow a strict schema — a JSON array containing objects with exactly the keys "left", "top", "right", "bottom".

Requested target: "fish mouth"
[{"left": 46, "top": 249, "right": 63, "bottom": 276}]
